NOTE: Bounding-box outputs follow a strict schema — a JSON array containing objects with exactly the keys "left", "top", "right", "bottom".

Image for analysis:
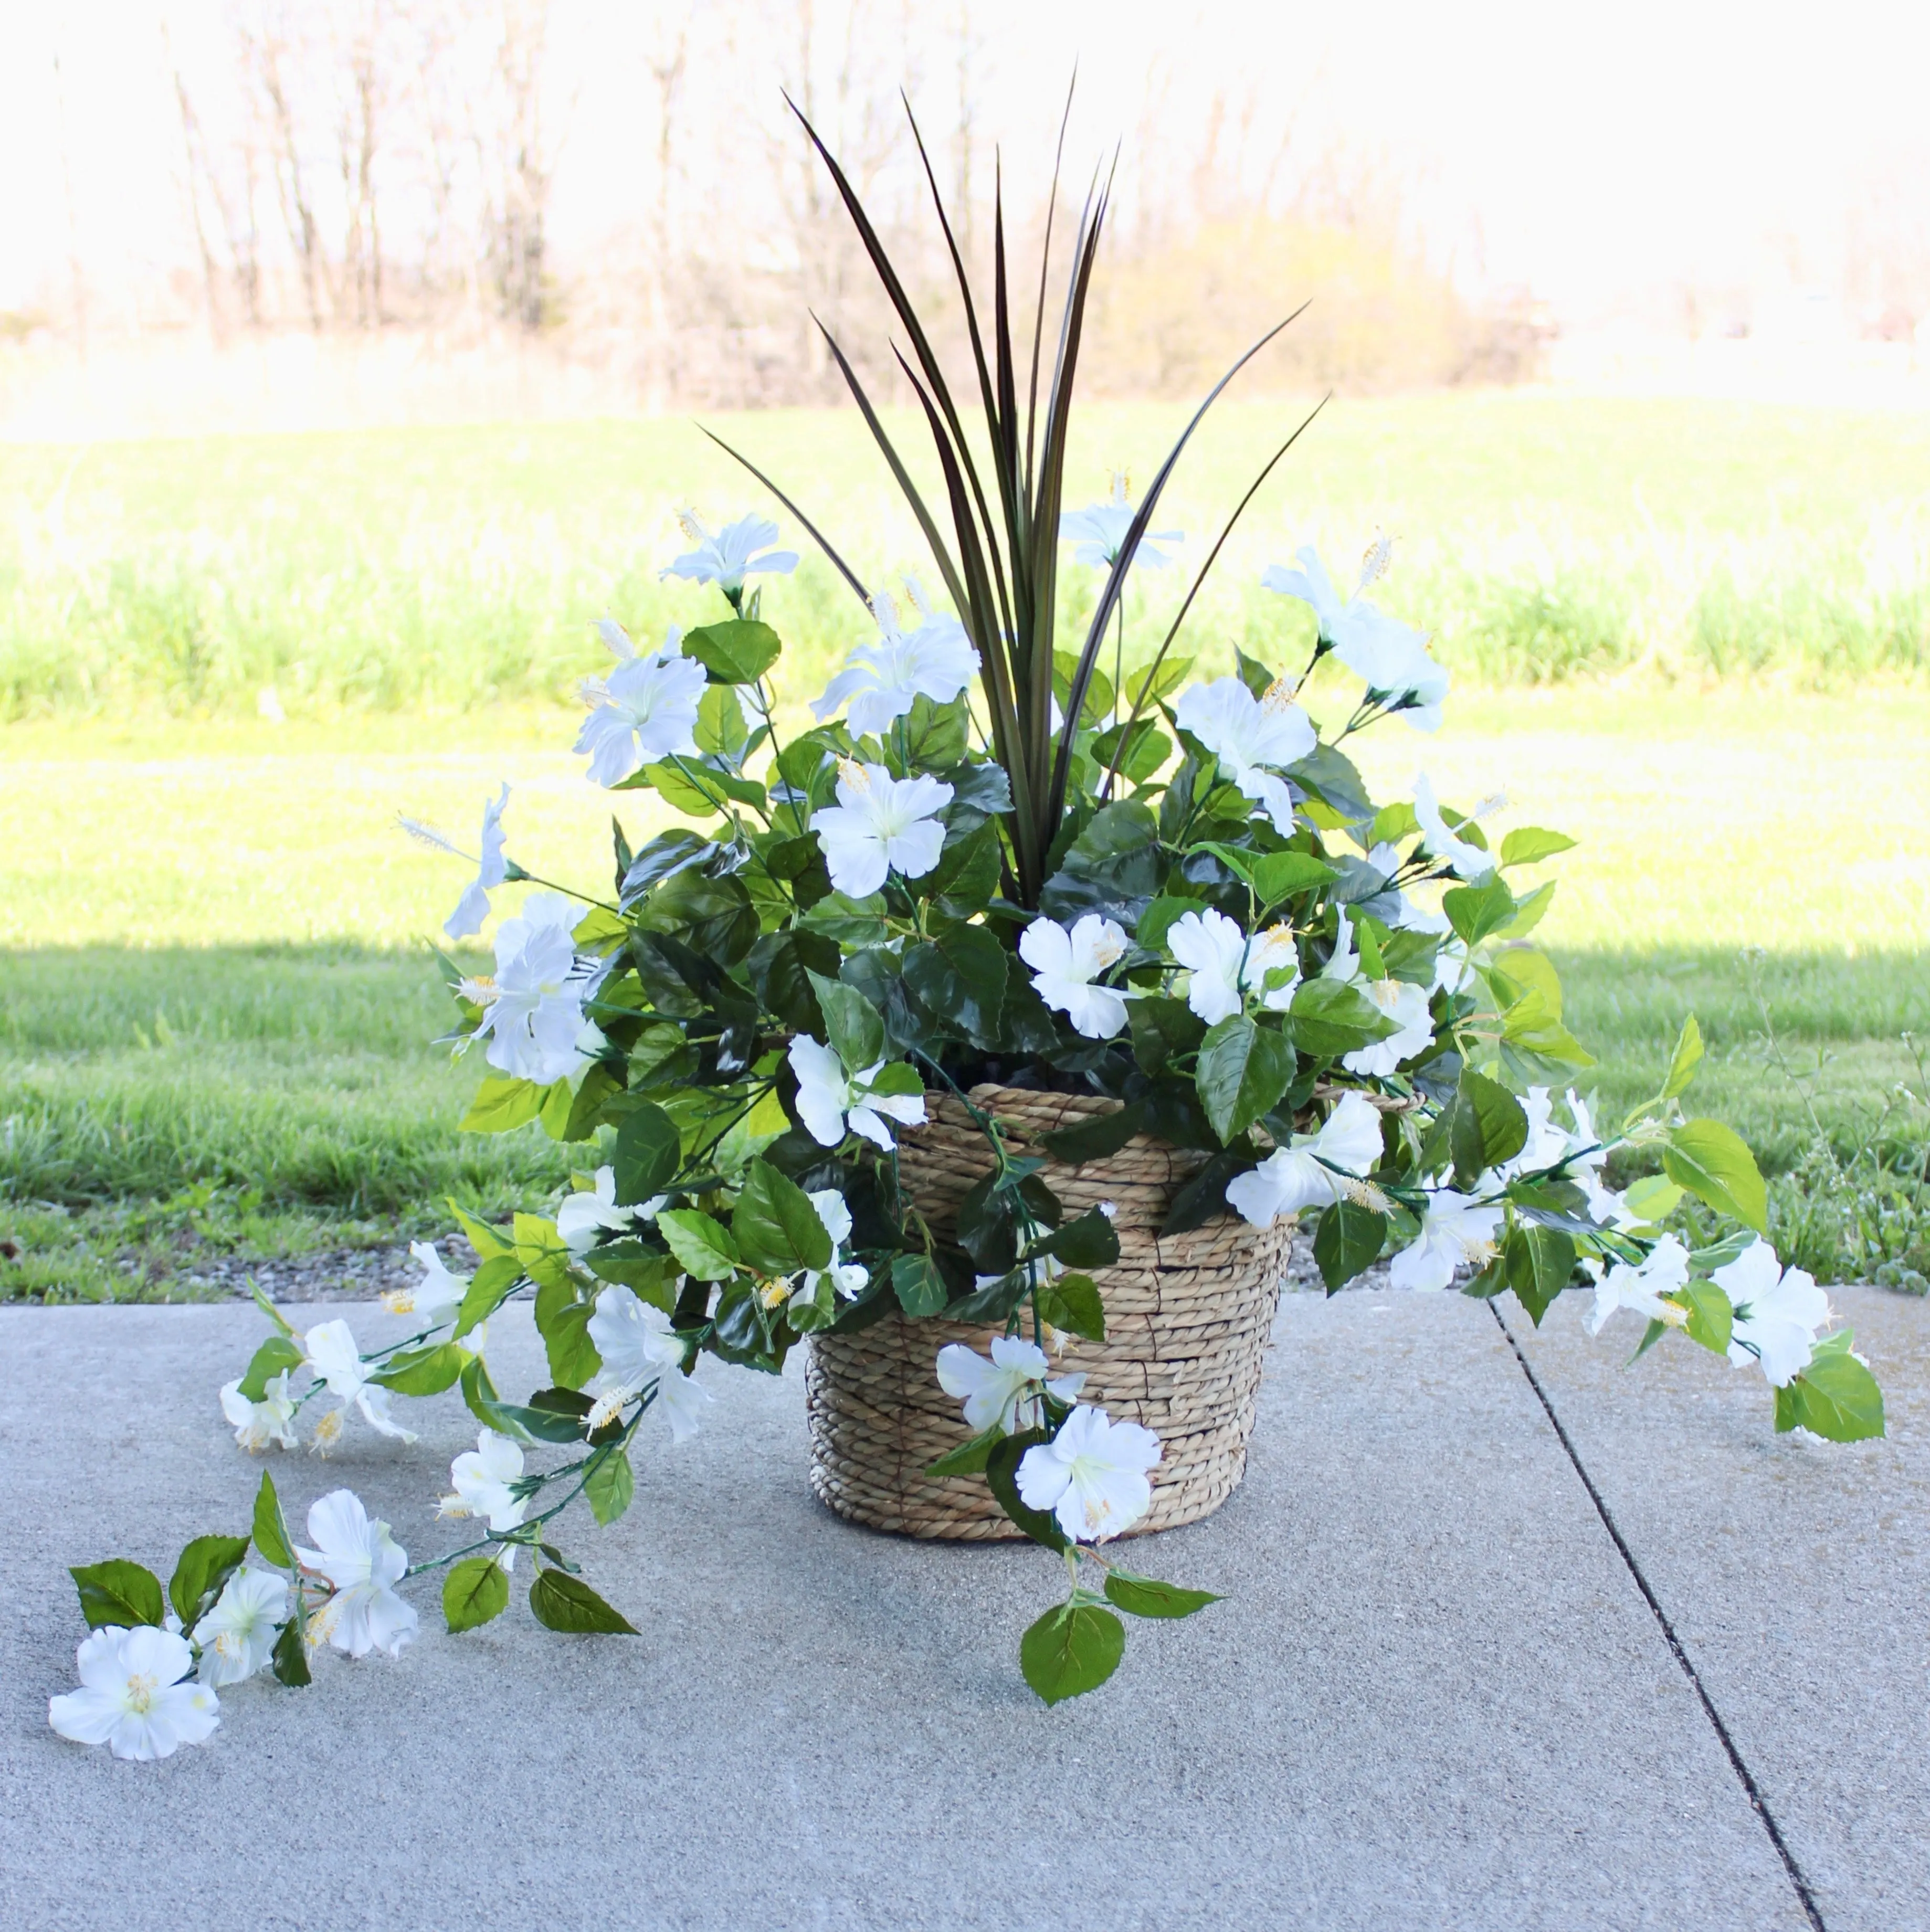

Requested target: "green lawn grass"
[
  {"left": 5, "top": 681, "right": 1927, "bottom": 1299},
  {"left": 4, "top": 394, "right": 1928, "bottom": 721}
]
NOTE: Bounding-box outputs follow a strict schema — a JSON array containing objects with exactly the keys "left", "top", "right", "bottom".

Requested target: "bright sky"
[{"left": 4, "top": 0, "right": 1926, "bottom": 319}]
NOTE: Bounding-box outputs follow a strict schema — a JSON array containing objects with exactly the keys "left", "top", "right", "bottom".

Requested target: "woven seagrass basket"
[{"left": 804, "top": 1085, "right": 1292, "bottom": 1540}]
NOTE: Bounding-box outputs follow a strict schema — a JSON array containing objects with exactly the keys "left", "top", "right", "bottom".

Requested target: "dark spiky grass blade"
[
  {"left": 1097, "top": 393, "right": 1332, "bottom": 800},
  {"left": 697, "top": 425, "right": 870, "bottom": 609},
  {"left": 1048, "top": 301, "right": 1312, "bottom": 827}
]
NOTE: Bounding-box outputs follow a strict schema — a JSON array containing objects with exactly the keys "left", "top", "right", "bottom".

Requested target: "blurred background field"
[{"left": 5, "top": 395, "right": 1930, "bottom": 722}]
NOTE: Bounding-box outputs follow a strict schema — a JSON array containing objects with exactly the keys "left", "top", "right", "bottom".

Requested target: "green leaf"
[
  {"left": 443, "top": 1556, "right": 510, "bottom": 1633},
  {"left": 808, "top": 970, "right": 887, "bottom": 1074},
  {"left": 459, "top": 1353, "right": 539, "bottom": 1444},
  {"left": 270, "top": 1613, "right": 312, "bottom": 1687},
  {"left": 641, "top": 758, "right": 766, "bottom": 816},
  {"left": 584, "top": 1447, "right": 636, "bottom": 1527},
  {"left": 167, "top": 1534, "right": 251, "bottom": 1630},
  {"left": 1041, "top": 1100, "right": 1145, "bottom": 1165},
  {"left": 1313, "top": 1200, "right": 1388, "bottom": 1292},
  {"left": 1499, "top": 827, "right": 1578, "bottom": 867},
  {"left": 898, "top": 690, "right": 972, "bottom": 766},
  {"left": 1020, "top": 1601, "right": 1127, "bottom": 1705},
  {"left": 1136, "top": 894, "right": 1206, "bottom": 952},
  {"left": 1504, "top": 1224, "right": 1576, "bottom": 1326},
  {"left": 656, "top": 1208, "right": 742, "bottom": 1281},
  {"left": 454, "top": 1252, "right": 524, "bottom": 1340},
  {"left": 533, "top": 1280, "right": 602, "bottom": 1390},
  {"left": 1129, "top": 995, "right": 1206, "bottom": 1076},
  {"left": 69, "top": 1559, "right": 166, "bottom": 1630},
  {"left": 1102, "top": 1570, "right": 1222, "bottom": 1619},
  {"left": 251, "top": 1471, "right": 295, "bottom": 1571},
  {"left": 1288, "top": 976, "right": 1398, "bottom": 1057},
  {"left": 529, "top": 1567, "right": 639, "bottom": 1635},
  {"left": 459, "top": 1074, "right": 548, "bottom": 1134},
  {"left": 1622, "top": 1175, "right": 1685, "bottom": 1225},
  {"left": 681, "top": 617, "right": 782, "bottom": 684},
  {"left": 732, "top": 1158, "right": 833, "bottom": 1275},
  {"left": 891, "top": 1253, "right": 950, "bottom": 1317},
  {"left": 1493, "top": 879, "right": 1556, "bottom": 941},
  {"left": 925, "top": 1424, "right": 1004, "bottom": 1478},
  {"left": 1092, "top": 715, "right": 1170, "bottom": 784},
  {"left": 613, "top": 1101, "right": 681, "bottom": 1205},
  {"left": 1774, "top": 1335, "right": 1885, "bottom": 1442},
  {"left": 1662, "top": 1014, "right": 1704, "bottom": 1101},
  {"left": 1035, "top": 1209, "right": 1122, "bottom": 1272},
  {"left": 370, "top": 1340, "right": 469, "bottom": 1396},
  {"left": 695, "top": 683, "right": 749, "bottom": 755},
  {"left": 1674, "top": 1281, "right": 1734, "bottom": 1355},
  {"left": 985, "top": 1430, "right": 1070, "bottom": 1550},
  {"left": 236, "top": 1334, "right": 304, "bottom": 1402},
  {"left": 1037, "top": 1270, "right": 1106, "bottom": 1341},
  {"left": 1446, "top": 1068, "right": 1530, "bottom": 1188},
  {"left": 1663, "top": 1119, "right": 1768, "bottom": 1234},
  {"left": 1039, "top": 800, "right": 1164, "bottom": 927},
  {"left": 1251, "top": 850, "right": 1339, "bottom": 905},
  {"left": 903, "top": 923, "right": 1010, "bottom": 1046},
  {"left": 1441, "top": 873, "right": 1518, "bottom": 948},
  {"left": 1195, "top": 1015, "right": 1294, "bottom": 1143},
  {"left": 447, "top": 1200, "right": 512, "bottom": 1262}
]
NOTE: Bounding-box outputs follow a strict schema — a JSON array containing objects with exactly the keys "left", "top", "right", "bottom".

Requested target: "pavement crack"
[{"left": 1486, "top": 1301, "right": 1828, "bottom": 1932}]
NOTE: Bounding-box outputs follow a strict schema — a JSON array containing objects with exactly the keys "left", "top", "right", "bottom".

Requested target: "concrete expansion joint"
[{"left": 1488, "top": 1301, "right": 1831, "bottom": 1932}]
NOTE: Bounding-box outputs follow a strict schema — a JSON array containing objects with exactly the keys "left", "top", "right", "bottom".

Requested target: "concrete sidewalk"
[{"left": 0, "top": 1287, "right": 1919, "bottom": 1931}]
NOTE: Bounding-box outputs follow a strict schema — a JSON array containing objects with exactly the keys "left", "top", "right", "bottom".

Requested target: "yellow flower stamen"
[{"left": 310, "top": 1408, "right": 343, "bottom": 1456}]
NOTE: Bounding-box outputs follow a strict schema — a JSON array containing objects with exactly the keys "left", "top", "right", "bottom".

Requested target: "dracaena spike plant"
[{"left": 55, "top": 106, "right": 1886, "bottom": 1756}]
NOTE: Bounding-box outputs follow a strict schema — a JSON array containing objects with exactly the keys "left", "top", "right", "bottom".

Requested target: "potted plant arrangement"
[{"left": 49, "top": 108, "right": 1885, "bottom": 1758}]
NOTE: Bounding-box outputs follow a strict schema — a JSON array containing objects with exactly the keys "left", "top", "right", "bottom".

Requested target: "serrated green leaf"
[
  {"left": 1288, "top": 976, "right": 1398, "bottom": 1056},
  {"left": 903, "top": 923, "right": 1009, "bottom": 1046},
  {"left": 370, "top": 1340, "right": 470, "bottom": 1396},
  {"left": 1673, "top": 1280, "right": 1734, "bottom": 1354},
  {"left": 454, "top": 1252, "right": 524, "bottom": 1340},
  {"left": 529, "top": 1567, "right": 639, "bottom": 1635},
  {"left": 1251, "top": 850, "right": 1339, "bottom": 905},
  {"left": 1442, "top": 873, "right": 1518, "bottom": 948},
  {"left": 656, "top": 1208, "right": 742, "bottom": 1281},
  {"left": 1102, "top": 1570, "right": 1222, "bottom": 1619},
  {"left": 1195, "top": 1014, "right": 1294, "bottom": 1143},
  {"left": 682, "top": 617, "right": 782, "bottom": 685},
  {"left": 613, "top": 1101, "right": 681, "bottom": 1205},
  {"left": 1504, "top": 1223, "right": 1576, "bottom": 1326},
  {"left": 446, "top": 1200, "right": 512, "bottom": 1262},
  {"left": 459, "top": 1074, "right": 550, "bottom": 1134},
  {"left": 1774, "top": 1337, "right": 1885, "bottom": 1441},
  {"left": 732, "top": 1158, "right": 833, "bottom": 1276},
  {"left": 891, "top": 1253, "right": 950, "bottom": 1317},
  {"left": 167, "top": 1535, "right": 252, "bottom": 1630},
  {"left": 444, "top": 1556, "right": 511, "bottom": 1632},
  {"left": 1444, "top": 1068, "right": 1530, "bottom": 1186},
  {"left": 251, "top": 1471, "right": 295, "bottom": 1570},
  {"left": 1662, "top": 1015, "right": 1704, "bottom": 1101},
  {"left": 69, "top": 1559, "right": 167, "bottom": 1631},
  {"left": 1041, "top": 1100, "right": 1146, "bottom": 1165},
  {"left": 926, "top": 1424, "right": 1005, "bottom": 1478},
  {"left": 1037, "top": 1270, "right": 1106, "bottom": 1341},
  {"left": 1663, "top": 1119, "right": 1768, "bottom": 1233},
  {"left": 270, "top": 1612, "right": 312, "bottom": 1686},
  {"left": 1035, "top": 1210, "right": 1120, "bottom": 1272},
  {"left": 807, "top": 970, "right": 886, "bottom": 1074},
  {"left": 1314, "top": 1199, "right": 1388, "bottom": 1292},
  {"left": 584, "top": 1447, "right": 636, "bottom": 1527},
  {"left": 236, "top": 1334, "right": 305, "bottom": 1402},
  {"left": 1621, "top": 1175, "right": 1685, "bottom": 1225},
  {"left": 1499, "top": 827, "right": 1578, "bottom": 867},
  {"left": 1020, "top": 1601, "right": 1126, "bottom": 1705},
  {"left": 985, "top": 1430, "right": 1070, "bottom": 1550}
]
